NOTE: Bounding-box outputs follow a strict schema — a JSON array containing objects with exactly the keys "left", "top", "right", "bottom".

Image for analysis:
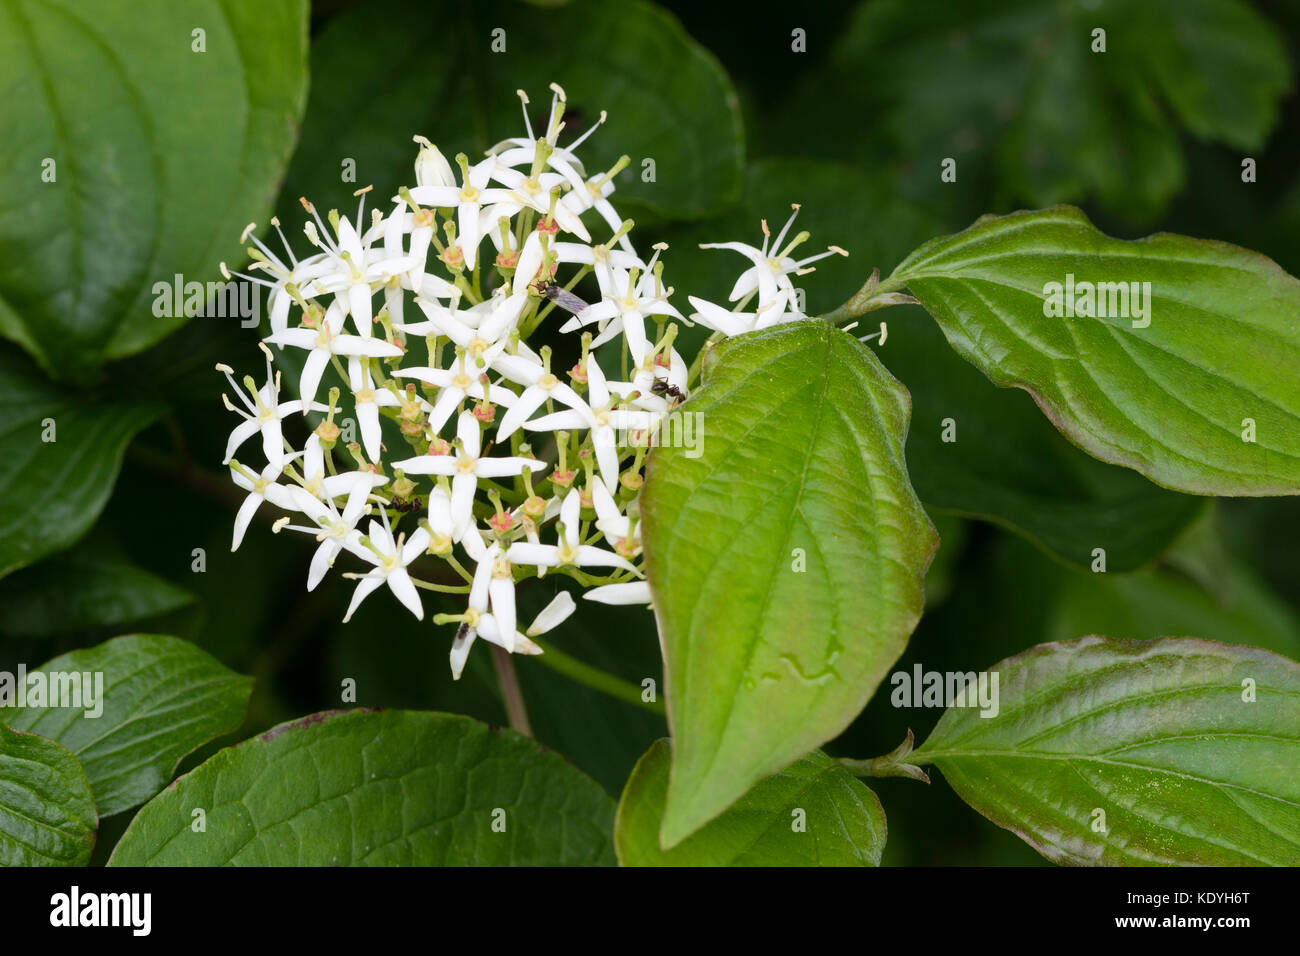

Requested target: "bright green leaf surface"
[
  {"left": 108, "top": 710, "right": 616, "bottom": 865},
  {"left": 6, "top": 634, "right": 252, "bottom": 816},
  {"left": 0, "top": 346, "right": 163, "bottom": 578},
  {"left": 643, "top": 321, "right": 936, "bottom": 846},
  {"left": 891, "top": 206, "right": 1300, "bottom": 496},
  {"left": 0, "top": 724, "right": 97, "bottom": 866},
  {"left": 615, "top": 739, "right": 886, "bottom": 866},
  {"left": 915, "top": 636, "right": 1300, "bottom": 865},
  {"left": 0, "top": 0, "right": 309, "bottom": 377}
]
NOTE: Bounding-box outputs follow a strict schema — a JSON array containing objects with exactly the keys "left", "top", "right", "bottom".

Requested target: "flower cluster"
[{"left": 218, "top": 83, "right": 842, "bottom": 678}]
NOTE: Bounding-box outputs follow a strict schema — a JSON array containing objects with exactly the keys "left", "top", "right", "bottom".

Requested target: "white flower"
[
  {"left": 398, "top": 289, "right": 527, "bottom": 363},
  {"left": 392, "top": 351, "right": 518, "bottom": 435},
  {"left": 278, "top": 479, "right": 379, "bottom": 591},
  {"left": 347, "top": 357, "right": 403, "bottom": 462},
  {"left": 489, "top": 85, "right": 603, "bottom": 196},
  {"left": 494, "top": 353, "right": 591, "bottom": 441},
  {"left": 559, "top": 245, "right": 681, "bottom": 362},
  {"left": 489, "top": 165, "right": 591, "bottom": 241},
  {"left": 222, "top": 221, "right": 334, "bottom": 336},
  {"left": 297, "top": 193, "right": 420, "bottom": 337},
  {"left": 413, "top": 136, "right": 456, "bottom": 188},
  {"left": 583, "top": 581, "right": 652, "bottom": 605},
  {"left": 219, "top": 348, "right": 326, "bottom": 468},
  {"left": 265, "top": 300, "right": 403, "bottom": 412},
  {"left": 686, "top": 295, "right": 799, "bottom": 337},
  {"left": 590, "top": 479, "right": 639, "bottom": 556},
  {"left": 607, "top": 346, "right": 689, "bottom": 416},
  {"left": 340, "top": 507, "right": 430, "bottom": 622},
  {"left": 448, "top": 532, "right": 518, "bottom": 674},
  {"left": 505, "top": 489, "right": 637, "bottom": 574},
  {"left": 560, "top": 160, "right": 636, "bottom": 255},
  {"left": 229, "top": 459, "right": 298, "bottom": 551},
  {"left": 700, "top": 204, "right": 846, "bottom": 316},
  {"left": 392, "top": 411, "right": 548, "bottom": 540},
  {"left": 406, "top": 155, "right": 515, "bottom": 270},
  {"left": 523, "top": 357, "right": 655, "bottom": 492}
]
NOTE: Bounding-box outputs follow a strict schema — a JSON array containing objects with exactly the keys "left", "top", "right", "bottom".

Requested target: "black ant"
[{"left": 650, "top": 378, "right": 686, "bottom": 404}]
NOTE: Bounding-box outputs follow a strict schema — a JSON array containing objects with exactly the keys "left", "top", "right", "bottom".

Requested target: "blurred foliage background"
[{"left": 3, "top": 0, "right": 1299, "bottom": 865}]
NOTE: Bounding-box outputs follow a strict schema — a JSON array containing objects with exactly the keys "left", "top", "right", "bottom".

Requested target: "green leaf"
[
  {"left": 890, "top": 206, "right": 1300, "bottom": 496},
  {"left": 0, "top": 543, "right": 194, "bottom": 637},
  {"left": 282, "top": 0, "right": 741, "bottom": 228},
  {"left": 0, "top": 346, "right": 163, "bottom": 578},
  {"left": 1048, "top": 556, "right": 1300, "bottom": 660},
  {"left": 615, "top": 740, "right": 886, "bottom": 866},
  {"left": 108, "top": 709, "right": 616, "bottom": 865},
  {"left": 776, "top": 0, "right": 1289, "bottom": 221},
  {"left": 665, "top": 161, "right": 1200, "bottom": 568},
  {"left": 643, "top": 321, "right": 936, "bottom": 846},
  {"left": 885, "top": 310, "right": 1204, "bottom": 569},
  {"left": 0, "top": 724, "right": 97, "bottom": 866},
  {"left": 0, "top": 0, "right": 309, "bottom": 377},
  {"left": 914, "top": 636, "right": 1300, "bottom": 865},
  {"left": 6, "top": 635, "right": 252, "bottom": 816}
]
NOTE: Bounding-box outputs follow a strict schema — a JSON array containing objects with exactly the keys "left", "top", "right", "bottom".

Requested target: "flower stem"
[
  {"left": 491, "top": 645, "right": 533, "bottom": 737},
  {"left": 530, "top": 638, "right": 665, "bottom": 716}
]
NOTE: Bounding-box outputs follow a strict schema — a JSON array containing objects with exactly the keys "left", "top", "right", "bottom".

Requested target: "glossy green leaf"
[
  {"left": 666, "top": 162, "right": 1200, "bottom": 568},
  {"left": 108, "top": 709, "right": 616, "bottom": 865},
  {"left": 886, "top": 309, "right": 1204, "bottom": 569},
  {"left": 890, "top": 206, "right": 1300, "bottom": 496},
  {"left": 282, "top": 0, "right": 741, "bottom": 228},
  {"left": 915, "top": 636, "right": 1300, "bottom": 865},
  {"left": 0, "top": 724, "right": 97, "bottom": 866},
  {"left": 6, "top": 635, "right": 252, "bottom": 816},
  {"left": 0, "top": 543, "right": 195, "bottom": 637},
  {"left": 0, "top": 0, "right": 309, "bottom": 377},
  {"left": 0, "top": 346, "right": 163, "bottom": 578},
  {"left": 615, "top": 739, "right": 885, "bottom": 866},
  {"left": 643, "top": 321, "right": 936, "bottom": 846}
]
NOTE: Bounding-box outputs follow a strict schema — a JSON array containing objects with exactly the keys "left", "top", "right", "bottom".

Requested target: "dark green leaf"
[
  {"left": 282, "top": 0, "right": 741, "bottom": 229},
  {"left": 6, "top": 634, "right": 252, "bottom": 816},
  {"left": 0, "top": 543, "right": 195, "bottom": 637},
  {"left": 915, "top": 636, "right": 1300, "bottom": 865},
  {"left": 891, "top": 206, "right": 1300, "bottom": 495},
  {"left": 0, "top": 346, "right": 163, "bottom": 577},
  {"left": 0, "top": 0, "right": 309, "bottom": 377},
  {"left": 885, "top": 309, "right": 1204, "bottom": 569},
  {"left": 108, "top": 709, "right": 615, "bottom": 865},
  {"left": 0, "top": 723, "right": 96, "bottom": 865}
]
